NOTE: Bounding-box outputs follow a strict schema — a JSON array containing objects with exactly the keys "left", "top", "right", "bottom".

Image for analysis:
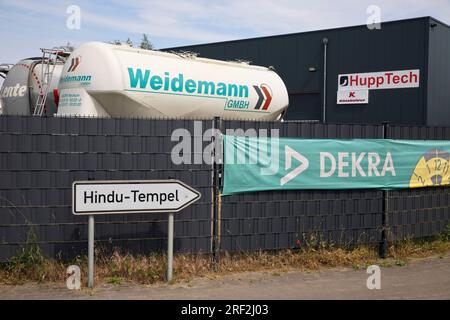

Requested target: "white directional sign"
[{"left": 72, "top": 180, "right": 201, "bottom": 215}]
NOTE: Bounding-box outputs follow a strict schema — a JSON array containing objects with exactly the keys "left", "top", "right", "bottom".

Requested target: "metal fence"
[
  {"left": 0, "top": 116, "right": 214, "bottom": 261},
  {"left": 0, "top": 116, "right": 449, "bottom": 261},
  {"left": 219, "top": 121, "right": 450, "bottom": 252}
]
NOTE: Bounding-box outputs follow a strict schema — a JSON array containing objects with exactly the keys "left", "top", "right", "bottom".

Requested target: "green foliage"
[
  {"left": 4, "top": 228, "right": 47, "bottom": 282},
  {"left": 394, "top": 259, "right": 406, "bottom": 266},
  {"left": 1, "top": 236, "right": 448, "bottom": 286},
  {"left": 139, "top": 34, "right": 153, "bottom": 50},
  {"left": 125, "top": 38, "right": 133, "bottom": 47},
  {"left": 442, "top": 224, "right": 450, "bottom": 241},
  {"left": 106, "top": 276, "right": 123, "bottom": 285}
]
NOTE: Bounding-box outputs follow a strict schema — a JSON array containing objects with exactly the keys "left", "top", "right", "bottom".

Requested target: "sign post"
[
  {"left": 72, "top": 180, "right": 201, "bottom": 288},
  {"left": 167, "top": 213, "right": 174, "bottom": 281},
  {"left": 88, "top": 215, "right": 94, "bottom": 288}
]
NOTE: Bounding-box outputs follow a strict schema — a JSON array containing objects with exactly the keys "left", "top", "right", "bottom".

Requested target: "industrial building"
[{"left": 165, "top": 17, "right": 450, "bottom": 126}]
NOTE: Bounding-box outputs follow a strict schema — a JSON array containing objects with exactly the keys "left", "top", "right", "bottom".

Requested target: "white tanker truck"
[
  {"left": 56, "top": 42, "right": 289, "bottom": 120},
  {"left": 0, "top": 49, "right": 70, "bottom": 116},
  {"left": 1, "top": 42, "right": 289, "bottom": 120}
]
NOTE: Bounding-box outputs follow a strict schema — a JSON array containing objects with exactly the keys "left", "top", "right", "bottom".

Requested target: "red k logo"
[{"left": 349, "top": 91, "right": 356, "bottom": 98}]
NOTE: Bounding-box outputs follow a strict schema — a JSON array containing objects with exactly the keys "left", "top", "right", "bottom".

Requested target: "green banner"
[{"left": 222, "top": 135, "right": 450, "bottom": 196}]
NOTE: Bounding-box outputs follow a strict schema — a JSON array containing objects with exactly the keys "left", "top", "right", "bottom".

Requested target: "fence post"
[
  {"left": 380, "top": 122, "right": 390, "bottom": 258},
  {"left": 212, "top": 117, "right": 222, "bottom": 264}
]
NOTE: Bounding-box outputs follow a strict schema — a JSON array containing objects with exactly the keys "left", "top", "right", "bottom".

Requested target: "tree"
[
  {"left": 139, "top": 34, "right": 153, "bottom": 50},
  {"left": 126, "top": 38, "right": 133, "bottom": 47},
  {"left": 64, "top": 42, "right": 75, "bottom": 52}
]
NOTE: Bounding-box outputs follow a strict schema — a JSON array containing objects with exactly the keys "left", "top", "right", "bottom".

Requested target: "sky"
[{"left": 0, "top": 0, "right": 450, "bottom": 74}]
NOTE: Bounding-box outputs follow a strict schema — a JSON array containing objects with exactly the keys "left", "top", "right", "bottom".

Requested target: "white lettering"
[
  {"left": 171, "top": 128, "right": 191, "bottom": 165},
  {"left": 66, "top": 265, "right": 81, "bottom": 290},
  {"left": 338, "top": 152, "right": 349, "bottom": 177},
  {"left": 320, "top": 152, "right": 395, "bottom": 178},
  {"left": 352, "top": 152, "right": 366, "bottom": 177},
  {"left": 367, "top": 152, "right": 381, "bottom": 176},
  {"left": 366, "top": 265, "right": 381, "bottom": 289},
  {"left": 381, "top": 152, "right": 396, "bottom": 176},
  {"left": 66, "top": 5, "right": 81, "bottom": 30},
  {"left": 320, "top": 152, "right": 336, "bottom": 177},
  {"left": 366, "top": 5, "right": 381, "bottom": 30},
  {"left": 1, "top": 84, "right": 27, "bottom": 98}
]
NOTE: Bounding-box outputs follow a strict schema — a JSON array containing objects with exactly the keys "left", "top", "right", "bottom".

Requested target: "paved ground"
[{"left": 1, "top": 254, "right": 449, "bottom": 300}]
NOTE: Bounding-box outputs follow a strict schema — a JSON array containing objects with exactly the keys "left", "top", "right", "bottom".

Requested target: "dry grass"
[{"left": 1, "top": 238, "right": 449, "bottom": 286}]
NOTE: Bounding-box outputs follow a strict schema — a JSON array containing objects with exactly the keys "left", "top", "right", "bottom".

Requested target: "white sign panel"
[
  {"left": 72, "top": 180, "right": 201, "bottom": 215},
  {"left": 338, "top": 69, "right": 420, "bottom": 90},
  {"left": 337, "top": 90, "right": 369, "bottom": 104}
]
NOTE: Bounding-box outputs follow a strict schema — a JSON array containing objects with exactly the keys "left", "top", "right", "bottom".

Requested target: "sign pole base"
[
  {"left": 88, "top": 215, "right": 95, "bottom": 288},
  {"left": 167, "top": 212, "right": 174, "bottom": 282}
]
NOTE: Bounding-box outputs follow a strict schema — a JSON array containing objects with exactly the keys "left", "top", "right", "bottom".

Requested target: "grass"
[{"left": 0, "top": 236, "right": 449, "bottom": 287}]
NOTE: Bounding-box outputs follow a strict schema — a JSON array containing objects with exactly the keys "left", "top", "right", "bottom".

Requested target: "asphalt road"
[{"left": 1, "top": 254, "right": 449, "bottom": 300}]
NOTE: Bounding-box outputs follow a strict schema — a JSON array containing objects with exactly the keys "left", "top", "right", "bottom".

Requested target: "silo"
[{"left": 0, "top": 58, "right": 63, "bottom": 116}]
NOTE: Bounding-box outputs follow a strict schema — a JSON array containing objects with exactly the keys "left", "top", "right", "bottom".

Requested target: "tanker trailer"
[
  {"left": 0, "top": 64, "right": 12, "bottom": 114},
  {"left": 0, "top": 48, "right": 70, "bottom": 116},
  {"left": 56, "top": 42, "right": 289, "bottom": 120}
]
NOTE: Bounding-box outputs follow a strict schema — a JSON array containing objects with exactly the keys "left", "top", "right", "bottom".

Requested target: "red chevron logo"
[
  {"left": 253, "top": 84, "right": 273, "bottom": 110},
  {"left": 68, "top": 56, "right": 81, "bottom": 72}
]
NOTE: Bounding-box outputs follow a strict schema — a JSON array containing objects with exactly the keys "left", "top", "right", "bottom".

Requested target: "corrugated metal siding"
[
  {"left": 165, "top": 18, "right": 434, "bottom": 125},
  {"left": 325, "top": 19, "right": 428, "bottom": 125},
  {"left": 427, "top": 18, "right": 450, "bottom": 126}
]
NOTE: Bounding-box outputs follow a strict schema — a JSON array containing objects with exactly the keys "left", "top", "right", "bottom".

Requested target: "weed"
[
  {"left": 0, "top": 238, "right": 448, "bottom": 287},
  {"left": 2, "top": 228, "right": 51, "bottom": 283},
  {"left": 379, "top": 260, "right": 393, "bottom": 268},
  {"left": 394, "top": 260, "right": 406, "bottom": 267},
  {"left": 106, "top": 276, "right": 123, "bottom": 285},
  {"left": 442, "top": 224, "right": 450, "bottom": 242}
]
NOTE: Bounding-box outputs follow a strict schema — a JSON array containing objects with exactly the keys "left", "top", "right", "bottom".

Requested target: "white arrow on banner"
[{"left": 280, "top": 145, "right": 309, "bottom": 186}]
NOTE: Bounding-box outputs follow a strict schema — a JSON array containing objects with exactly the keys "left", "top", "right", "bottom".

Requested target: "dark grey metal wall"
[
  {"left": 0, "top": 116, "right": 449, "bottom": 261},
  {"left": 324, "top": 19, "right": 428, "bottom": 125},
  {"left": 165, "top": 17, "right": 450, "bottom": 126},
  {"left": 426, "top": 18, "right": 450, "bottom": 126}
]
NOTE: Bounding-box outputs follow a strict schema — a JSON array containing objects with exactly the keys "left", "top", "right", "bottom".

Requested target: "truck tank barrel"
[{"left": 56, "top": 42, "right": 289, "bottom": 120}]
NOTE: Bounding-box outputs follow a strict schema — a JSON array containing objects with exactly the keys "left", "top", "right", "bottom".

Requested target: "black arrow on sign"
[{"left": 253, "top": 85, "right": 264, "bottom": 109}]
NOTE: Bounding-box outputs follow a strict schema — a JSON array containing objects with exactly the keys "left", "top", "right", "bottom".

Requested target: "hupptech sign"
[
  {"left": 222, "top": 136, "right": 450, "bottom": 195},
  {"left": 336, "top": 69, "right": 420, "bottom": 105}
]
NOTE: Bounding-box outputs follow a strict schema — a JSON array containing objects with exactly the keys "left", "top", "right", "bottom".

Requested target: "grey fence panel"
[
  {"left": 0, "top": 116, "right": 449, "bottom": 261},
  {"left": 386, "top": 124, "right": 450, "bottom": 241},
  {"left": 220, "top": 121, "right": 384, "bottom": 251},
  {"left": 388, "top": 187, "right": 450, "bottom": 241},
  {"left": 220, "top": 121, "right": 450, "bottom": 251},
  {"left": 0, "top": 116, "right": 214, "bottom": 261}
]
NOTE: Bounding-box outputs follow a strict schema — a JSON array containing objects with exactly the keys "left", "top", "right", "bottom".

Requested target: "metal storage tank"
[
  {"left": 165, "top": 16, "right": 450, "bottom": 126},
  {"left": 56, "top": 42, "right": 289, "bottom": 120},
  {"left": 0, "top": 57, "right": 64, "bottom": 116}
]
